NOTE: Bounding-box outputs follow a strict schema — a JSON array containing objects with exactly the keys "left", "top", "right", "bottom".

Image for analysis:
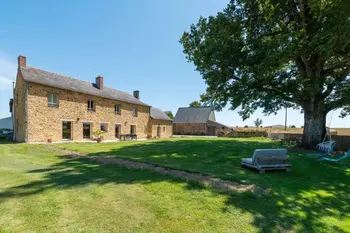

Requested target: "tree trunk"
[{"left": 302, "top": 102, "right": 327, "bottom": 148}]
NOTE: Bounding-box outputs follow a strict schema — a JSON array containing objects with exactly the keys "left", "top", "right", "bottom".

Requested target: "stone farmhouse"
[
  {"left": 173, "top": 107, "right": 232, "bottom": 136},
  {"left": 12, "top": 55, "right": 172, "bottom": 143}
]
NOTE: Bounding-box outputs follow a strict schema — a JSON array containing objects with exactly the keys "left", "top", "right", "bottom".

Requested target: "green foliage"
[
  {"left": 93, "top": 130, "right": 105, "bottom": 139},
  {"left": 290, "top": 125, "right": 296, "bottom": 128},
  {"left": 180, "top": 0, "right": 350, "bottom": 146},
  {"left": 189, "top": 101, "right": 202, "bottom": 108},
  {"left": 166, "top": 112, "right": 174, "bottom": 119},
  {"left": 254, "top": 118, "right": 263, "bottom": 128}
]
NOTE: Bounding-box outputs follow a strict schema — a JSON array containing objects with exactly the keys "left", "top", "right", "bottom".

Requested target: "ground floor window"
[
  {"left": 62, "top": 121, "right": 72, "bottom": 140},
  {"left": 100, "top": 123, "right": 108, "bottom": 132},
  {"left": 130, "top": 125, "right": 136, "bottom": 135}
]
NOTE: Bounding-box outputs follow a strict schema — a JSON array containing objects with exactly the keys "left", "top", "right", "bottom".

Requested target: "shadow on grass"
[{"left": 1, "top": 138, "right": 350, "bottom": 232}]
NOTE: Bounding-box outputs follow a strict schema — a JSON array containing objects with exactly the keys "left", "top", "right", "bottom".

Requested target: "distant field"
[{"left": 235, "top": 127, "right": 350, "bottom": 136}]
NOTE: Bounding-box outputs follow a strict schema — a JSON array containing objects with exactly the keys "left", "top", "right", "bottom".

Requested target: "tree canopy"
[
  {"left": 189, "top": 101, "right": 202, "bottom": 108},
  {"left": 254, "top": 118, "right": 263, "bottom": 128},
  {"left": 166, "top": 111, "right": 174, "bottom": 119},
  {"left": 180, "top": 0, "right": 350, "bottom": 147}
]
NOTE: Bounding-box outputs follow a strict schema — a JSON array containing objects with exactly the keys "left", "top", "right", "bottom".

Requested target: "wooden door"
[{"left": 207, "top": 126, "right": 216, "bottom": 136}]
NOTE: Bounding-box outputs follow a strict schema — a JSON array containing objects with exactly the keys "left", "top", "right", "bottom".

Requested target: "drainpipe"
[{"left": 25, "top": 81, "right": 29, "bottom": 142}]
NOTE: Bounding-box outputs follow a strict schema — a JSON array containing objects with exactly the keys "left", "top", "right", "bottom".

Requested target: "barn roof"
[{"left": 174, "top": 107, "right": 213, "bottom": 123}]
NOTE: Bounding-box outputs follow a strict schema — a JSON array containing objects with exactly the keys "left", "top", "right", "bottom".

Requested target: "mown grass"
[
  {"left": 55, "top": 138, "right": 350, "bottom": 233},
  {"left": 1, "top": 138, "right": 349, "bottom": 232},
  {"left": 0, "top": 141, "right": 257, "bottom": 233}
]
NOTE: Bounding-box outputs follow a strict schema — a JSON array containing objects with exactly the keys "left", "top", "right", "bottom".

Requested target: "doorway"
[
  {"left": 207, "top": 126, "right": 216, "bottom": 136},
  {"left": 157, "top": 125, "right": 161, "bottom": 137},
  {"left": 83, "top": 122, "right": 91, "bottom": 139},
  {"left": 130, "top": 125, "right": 136, "bottom": 135},
  {"left": 62, "top": 121, "right": 72, "bottom": 140},
  {"left": 115, "top": 124, "right": 121, "bottom": 138}
]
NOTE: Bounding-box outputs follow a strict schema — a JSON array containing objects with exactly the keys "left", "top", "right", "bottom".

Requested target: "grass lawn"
[{"left": 0, "top": 138, "right": 349, "bottom": 232}]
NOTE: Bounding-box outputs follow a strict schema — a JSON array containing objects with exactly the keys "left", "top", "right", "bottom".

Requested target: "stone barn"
[{"left": 173, "top": 107, "right": 232, "bottom": 136}]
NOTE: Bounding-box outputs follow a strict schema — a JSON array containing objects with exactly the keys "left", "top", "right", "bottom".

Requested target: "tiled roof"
[
  {"left": 20, "top": 66, "right": 149, "bottom": 106},
  {"left": 150, "top": 107, "right": 172, "bottom": 121},
  {"left": 174, "top": 107, "right": 213, "bottom": 123}
]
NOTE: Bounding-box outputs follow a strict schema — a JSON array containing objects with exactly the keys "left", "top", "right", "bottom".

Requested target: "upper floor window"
[
  {"left": 48, "top": 93, "right": 58, "bottom": 107},
  {"left": 100, "top": 123, "right": 108, "bottom": 132},
  {"left": 88, "top": 100, "right": 95, "bottom": 112},
  {"left": 132, "top": 107, "right": 138, "bottom": 116},
  {"left": 115, "top": 104, "right": 121, "bottom": 115}
]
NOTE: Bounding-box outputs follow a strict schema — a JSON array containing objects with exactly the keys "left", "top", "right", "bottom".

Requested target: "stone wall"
[
  {"left": 149, "top": 119, "right": 173, "bottom": 138},
  {"left": 207, "top": 121, "right": 233, "bottom": 136},
  {"left": 173, "top": 123, "right": 207, "bottom": 135},
  {"left": 13, "top": 70, "right": 27, "bottom": 142},
  {"left": 27, "top": 82, "right": 151, "bottom": 142},
  {"left": 271, "top": 132, "right": 350, "bottom": 150}
]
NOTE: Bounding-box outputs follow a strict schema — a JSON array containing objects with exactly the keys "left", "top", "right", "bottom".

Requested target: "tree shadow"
[
  {"left": 1, "top": 139, "right": 349, "bottom": 232},
  {"left": 0, "top": 154, "right": 209, "bottom": 202},
  {"left": 66, "top": 138, "right": 350, "bottom": 232}
]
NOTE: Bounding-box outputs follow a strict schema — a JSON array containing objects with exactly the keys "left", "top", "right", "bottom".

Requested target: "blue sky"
[{"left": 0, "top": 0, "right": 349, "bottom": 127}]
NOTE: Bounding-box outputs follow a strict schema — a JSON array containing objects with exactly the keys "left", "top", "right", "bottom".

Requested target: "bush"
[{"left": 244, "top": 125, "right": 248, "bottom": 128}]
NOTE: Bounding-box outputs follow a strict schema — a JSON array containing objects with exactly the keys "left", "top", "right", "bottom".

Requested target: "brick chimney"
[
  {"left": 133, "top": 90, "right": 140, "bottom": 99},
  {"left": 96, "top": 76, "right": 103, "bottom": 90},
  {"left": 18, "top": 55, "right": 26, "bottom": 68}
]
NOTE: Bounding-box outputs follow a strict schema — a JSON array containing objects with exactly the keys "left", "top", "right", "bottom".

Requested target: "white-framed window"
[
  {"left": 115, "top": 104, "right": 121, "bottom": 114},
  {"left": 100, "top": 123, "right": 108, "bottom": 132},
  {"left": 132, "top": 107, "right": 138, "bottom": 116},
  {"left": 88, "top": 100, "right": 95, "bottom": 112},
  {"left": 48, "top": 93, "right": 58, "bottom": 107}
]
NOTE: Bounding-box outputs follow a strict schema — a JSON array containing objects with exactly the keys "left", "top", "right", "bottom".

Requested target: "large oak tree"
[{"left": 180, "top": 0, "right": 350, "bottom": 147}]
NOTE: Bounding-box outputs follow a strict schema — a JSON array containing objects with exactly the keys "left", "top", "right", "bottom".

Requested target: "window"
[
  {"left": 48, "top": 93, "right": 58, "bottom": 106},
  {"left": 130, "top": 125, "right": 136, "bottom": 135},
  {"left": 115, "top": 104, "right": 121, "bottom": 114},
  {"left": 132, "top": 107, "right": 138, "bottom": 116},
  {"left": 88, "top": 100, "right": 95, "bottom": 112},
  {"left": 163, "top": 126, "right": 166, "bottom": 132},
  {"left": 100, "top": 123, "right": 108, "bottom": 132}
]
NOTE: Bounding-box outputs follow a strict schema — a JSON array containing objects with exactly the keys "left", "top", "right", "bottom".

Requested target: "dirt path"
[{"left": 50, "top": 147, "right": 262, "bottom": 194}]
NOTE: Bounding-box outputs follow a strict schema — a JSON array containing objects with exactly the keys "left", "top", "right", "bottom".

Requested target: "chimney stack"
[
  {"left": 96, "top": 76, "right": 103, "bottom": 90},
  {"left": 133, "top": 90, "right": 140, "bottom": 99},
  {"left": 18, "top": 55, "right": 26, "bottom": 68}
]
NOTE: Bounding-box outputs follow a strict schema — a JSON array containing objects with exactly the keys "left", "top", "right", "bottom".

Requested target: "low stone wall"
[
  {"left": 228, "top": 130, "right": 268, "bottom": 138},
  {"left": 268, "top": 132, "right": 350, "bottom": 150}
]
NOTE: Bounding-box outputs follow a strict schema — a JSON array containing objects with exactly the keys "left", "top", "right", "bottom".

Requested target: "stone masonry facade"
[
  {"left": 149, "top": 119, "right": 173, "bottom": 138},
  {"left": 27, "top": 82, "right": 151, "bottom": 142},
  {"left": 173, "top": 123, "right": 207, "bottom": 135},
  {"left": 13, "top": 56, "right": 172, "bottom": 143},
  {"left": 13, "top": 65, "right": 27, "bottom": 142}
]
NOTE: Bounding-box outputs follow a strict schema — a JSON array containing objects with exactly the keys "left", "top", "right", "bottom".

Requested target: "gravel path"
[{"left": 50, "top": 147, "right": 262, "bottom": 194}]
